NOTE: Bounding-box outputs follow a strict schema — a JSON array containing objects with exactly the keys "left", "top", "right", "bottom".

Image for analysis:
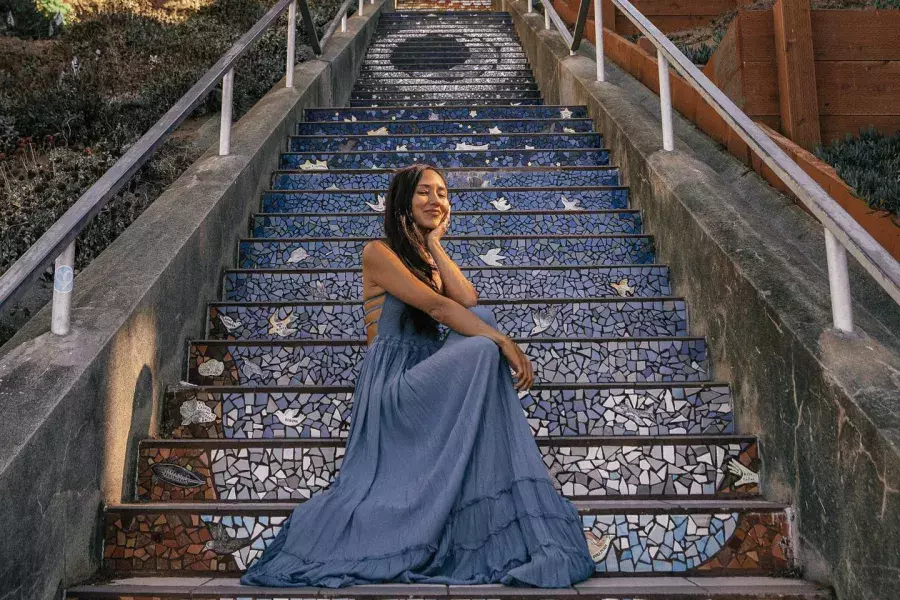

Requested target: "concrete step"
[
  {"left": 278, "top": 148, "right": 608, "bottom": 170},
  {"left": 136, "top": 435, "right": 760, "bottom": 502},
  {"left": 186, "top": 337, "right": 709, "bottom": 387},
  {"left": 67, "top": 576, "right": 831, "bottom": 599},
  {"left": 205, "top": 297, "right": 685, "bottom": 340},
  {"left": 249, "top": 210, "right": 640, "bottom": 237},
  {"left": 367, "top": 40, "right": 524, "bottom": 48},
  {"left": 365, "top": 49, "right": 527, "bottom": 56},
  {"left": 222, "top": 264, "right": 670, "bottom": 302},
  {"left": 237, "top": 234, "right": 654, "bottom": 269},
  {"left": 360, "top": 60, "right": 530, "bottom": 68},
  {"left": 262, "top": 187, "right": 627, "bottom": 212},
  {"left": 100, "top": 500, "right": 793, "bottom": 575},
  {"left": 271, "top": 167, "right": 621, "bottom": 190},
  {"left": 162, "top": 382, "right": 734, "bottom": 439},
  {"left": 287, "top": 132, "right": 602, "bottom": 153},
  {"left": 305, "top": 105, "right": 586, "bottom": 121},
  {"left": 296, "top": 118, "right": 593, "bottom": 135}
]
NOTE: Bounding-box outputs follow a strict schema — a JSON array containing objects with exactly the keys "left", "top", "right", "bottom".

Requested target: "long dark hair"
[{"left": 382, "top": 163, "right": 448, "bottom": 332}]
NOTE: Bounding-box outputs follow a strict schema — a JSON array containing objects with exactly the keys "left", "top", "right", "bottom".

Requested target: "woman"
[{"left": 240, "top": 164, "right": 595, "bottom": 588}]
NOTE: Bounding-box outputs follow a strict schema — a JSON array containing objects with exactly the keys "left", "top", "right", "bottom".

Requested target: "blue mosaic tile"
[
  {"left": 237, "top": 236, "right": 655, "bottom": 269},
  {"left": 279, "top": 149, "right": 608, "bottom": 170},
  {"left": 349, "top": 98, "right": 545, "bottom": 107},
  {"left": 250, "top": 212, "right": 642, "bottom": 238},
  {"left": 272, "top": 167, "right": 621, "bottom": 189},
  {"left": 223, "top": 265, "right": 669, "bottom": 302},
  {"left": 262, "top": 188, "right": 627, "bottom": 212},
  {"left": 296, "top": 118, "right": 594, "bottom": 136},
  {"left": 139, "top": 438, "right": 757, "bottom": 501},
  {"left": 164, "top": 384, "right": 734, "bottom": 439},
  {"left": 207, "top": 299, "right": 686, "bottom": 341},
  {"left": 317, "top": 106, "right": 568, "bottom": 122},
  {"left": 288, "top": 133, "right": 603, "bottom": 152},
  {"left": 187, "top": 338, "right": 709, "bottom": 387}
]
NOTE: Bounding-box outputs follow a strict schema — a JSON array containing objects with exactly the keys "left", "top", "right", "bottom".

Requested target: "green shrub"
[{"left": 815, "top": 128, "right": 900, "bottom": 221}]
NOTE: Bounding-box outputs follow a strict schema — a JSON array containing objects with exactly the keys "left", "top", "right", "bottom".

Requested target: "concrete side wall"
[
  {"left": 0, "top": 5, "right": 383, "bottom": 599},
  {"left": 502, "top": 3, "right": 900, "bottom": 599}
]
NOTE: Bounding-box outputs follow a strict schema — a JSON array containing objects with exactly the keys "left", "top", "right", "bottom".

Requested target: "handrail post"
[
  {"left": 594, "top": 0, "right": 605, "bottom": 81},
  {"left": 50, "top": 241, "right": 76, "bottom": 336},
  {"left": 528, "top": 0, "right": 533, "bottom": 13},
  {"left": 545, "top": 9, "right": 550, "bottom": 29},
  {"left": 219, "top": 69, "right": 234, "bottom": 156},
  {"left": 341, "top": 13, "right": 347, "bottom": 32},
  {"left": 286, "top": 0, "right": 297, "bottom": 88},
  {"left": 359, "top": 0, "right": 363, "bottom": 16},
  {"left": 657, "top": 50, "right": 674, "bottom": 151},
  {"left": 825, "top": 229, "right": 854, "bottom": 332}
]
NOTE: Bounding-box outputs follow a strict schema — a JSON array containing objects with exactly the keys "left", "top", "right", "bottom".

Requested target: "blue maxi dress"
[{"left": 240, "top": 292, "right": 596, "bottom": 588}]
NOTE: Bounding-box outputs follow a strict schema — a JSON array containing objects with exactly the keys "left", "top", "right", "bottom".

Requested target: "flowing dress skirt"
[{"left": 240, "top": 294, "right": 595, "bottom": 588}]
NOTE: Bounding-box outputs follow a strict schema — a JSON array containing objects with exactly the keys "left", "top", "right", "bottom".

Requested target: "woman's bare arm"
[
  {"left": 364, "top": 240, "right": 496, "bottom": 340},
  {"left": 427, "top": 237, "right": 478, "bottom": 307}
]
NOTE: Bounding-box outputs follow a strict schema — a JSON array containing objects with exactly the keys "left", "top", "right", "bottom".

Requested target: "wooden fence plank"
[
  {"left": 820, "top": 115, "right": 900, "bottom": 143},
  {"left": 816, "top": 61, "right": 900, "bottom": 116},
  {"left": 812, "top": 11, "right": 900, "bottom": 61},
  {"left": 741, "top": 62, "right": 780, "bottom": 115},
  {"left": 773, "top": 0, "right": 821, "bottom": 150},
  {"left": 736, "top": 9, "right": 775, "bottom": 62}
]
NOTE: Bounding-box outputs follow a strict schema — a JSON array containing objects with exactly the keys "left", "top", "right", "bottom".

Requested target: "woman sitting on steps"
[{"left": 240, "top": 163, "right": 596, "bottom": 589}]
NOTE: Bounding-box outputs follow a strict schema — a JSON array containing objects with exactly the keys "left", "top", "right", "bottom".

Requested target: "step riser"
[
  {"left": 164, "top": 384, "right": 735, "bottom": 439},
  {"left": 279, "top": 150, "right": 609, "bottom": 170},
  {"left": 250, "top": 212, "right": 641, "bottom": 237},
  {"left": 272, "top": 169, "right": 621, "bottom": 190},
  {"left": 102, "top": 508, "right": 790, "bottom": 575},
  {"left": 238, "top": 236, "right": 654, "bottom": 269},
  {"left": 263, "top": 188, "right": 628, "bottom": 212},
  {"left": 349, "top": 99, "right": 545, "bottom": 107},
  {"left": 355, "top": 77, "right": 537, "bottom": 86},
  {"left": 223, "top": 265, "right": 670, "bottom": 302},
  {"left": 305, "top": 107, "right": 587, "bottom": 121},
  {"left": 354, "top": 84, "right": 539, "bottom": 93},
  {"left": 351, "top": 91, "right": 540, "bottom": 100},
  {"left": 207, "top": 299, "right": 686, "bottom": 340},
  {"left": 288, "top": 133, "right": 603, "bottom": 152},
  {"left": 137, "top": 440, "right": 759, "bottom": 502},
  {"left": 296, "top": 119, "right": 594, "bottom": 135},
  {"left": 187, "top": 339, "right": 709, "bottom": 387}
]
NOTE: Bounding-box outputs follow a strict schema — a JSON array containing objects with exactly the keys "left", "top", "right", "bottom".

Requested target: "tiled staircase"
[{"left": 69, "top": 10, "right": 830, "bottom": 600}]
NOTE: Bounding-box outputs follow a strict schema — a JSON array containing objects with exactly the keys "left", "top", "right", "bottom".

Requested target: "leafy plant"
[{"left": 815, "top": 128, "right": 900, "bottom": 222}]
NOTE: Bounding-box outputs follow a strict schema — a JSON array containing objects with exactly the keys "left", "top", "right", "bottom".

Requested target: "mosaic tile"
[
  {"left": 137, "top": 438, "right": 758, "bottom": 501},
  {"left": 206, "top": 299, "right": 685, "bottom": 341},
  {"left": 222, "top": 266, "right": 671, "bottom": 302},
  {"left": 277, "top": 149, "right": 609, "bottom": 170},
  {"left": 250, "top": 212, "right": 642, "bottom": 238},
  {"left": 104, "top": 508, "right": 788, "bottom": 574},
  {"left": 287, "top": 133, "right": 602, "bottom": 153},
  {"left": 103, "top": 510, "right": 287, "bottom": 572},
  {"left": 186, "top": 339, "right": 709, "bottom": 387},
  {"left": 296, "top": 119, "right": 593, "bottom": 136},
  {"left": 161, "top": 384, "right": 733, "bottom": 440},
  {"left": 237, "top": 236, "right": 655, "bottom": 269},
  {"left": 261, "top": 188, "right": 628, "bottom": 213},
  {"left": 271, "top": 168, "right": 621, "bottom": 190},
  {"left": 349, "top": 99, "right": 545, "bottom": 107},
  {"left": 582, "top": 510, "right": 790, "bottom": 573}
]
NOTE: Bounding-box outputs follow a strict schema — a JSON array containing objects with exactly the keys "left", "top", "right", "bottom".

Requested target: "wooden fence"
[
  {"left": 552, "top": 0, "right": 741, "bottom": 35},
  {"left": 550, "top": 5, "right": 900, "bottom": 257}
]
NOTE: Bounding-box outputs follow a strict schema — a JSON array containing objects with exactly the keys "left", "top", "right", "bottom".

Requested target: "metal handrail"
[
  {"left": 535, "top": 0, "right": 900, "bottom": 332},
  {"left": 0, "top": 0, "right": 367, "bottom": 335}
]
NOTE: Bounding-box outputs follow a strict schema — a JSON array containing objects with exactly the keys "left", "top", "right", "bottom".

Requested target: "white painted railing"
[
  {"left": 0, "top": 0, "right": 358, "bottom": 336},
  {"left": 535, "top": 0, "right": 900, "bottom": 333}
]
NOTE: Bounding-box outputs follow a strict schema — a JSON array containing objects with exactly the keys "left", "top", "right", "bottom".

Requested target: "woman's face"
[{"left": 410, "top": 169, "right": 449, "bottom": 231}]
